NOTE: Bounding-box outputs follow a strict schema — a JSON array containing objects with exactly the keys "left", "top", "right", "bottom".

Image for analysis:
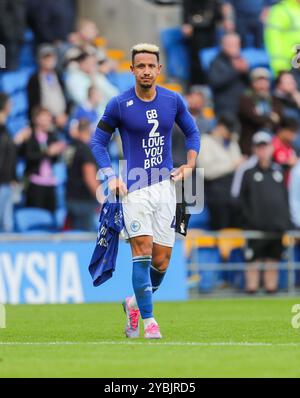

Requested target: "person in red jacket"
[{"left": 272, "top": 117, "right": 298, "bottom": 186}]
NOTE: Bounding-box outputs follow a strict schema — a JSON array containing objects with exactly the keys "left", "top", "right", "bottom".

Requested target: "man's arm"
[
  {"left": 90, "top": 97, "right": 127, "bottom": 196},
  {"left": 171, "top": 94, "right": 200, "bottom": 182}
]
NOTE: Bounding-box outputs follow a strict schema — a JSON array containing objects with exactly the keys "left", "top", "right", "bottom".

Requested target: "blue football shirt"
[{"left": 92, "top": 85, "right": 200, "bottom": 191}]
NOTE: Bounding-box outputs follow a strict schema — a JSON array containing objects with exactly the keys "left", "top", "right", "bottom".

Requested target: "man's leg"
[
  {"left": 151, "top": 244, "right": 172, "bottom": 293},
  {"left": 263, "top": 259, "right": 279, "bottom": 293},
  {"left": 245, "top": 262, "right": 260, "bottom": 293},
  {"left": 128, "top": 235, "right": 162, "bottom": 338}
]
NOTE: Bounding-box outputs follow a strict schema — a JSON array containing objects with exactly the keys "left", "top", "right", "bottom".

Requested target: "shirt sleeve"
[
  {"left": 175, "top": 93, "right": 201, "bottom": 154},
  {"left": 90, "top": 97, "right": 120, "bottom": 179}
]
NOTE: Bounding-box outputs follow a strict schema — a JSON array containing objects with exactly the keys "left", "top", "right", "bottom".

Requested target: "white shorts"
[{"left": 122, "top": 179, "right": 177, "bottom": 248}]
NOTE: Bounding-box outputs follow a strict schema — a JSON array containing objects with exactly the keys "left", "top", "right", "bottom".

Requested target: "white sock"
[
  {"left": 129, "top": 295, "right": 139, "bottom": 310},
  {"left": 144, "top": 318, "right": 157, "bottom": 328}
]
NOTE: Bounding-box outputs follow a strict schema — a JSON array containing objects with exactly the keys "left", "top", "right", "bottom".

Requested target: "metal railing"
[{"left": 185, "top": 230, "right": 300, "bottom": 296}]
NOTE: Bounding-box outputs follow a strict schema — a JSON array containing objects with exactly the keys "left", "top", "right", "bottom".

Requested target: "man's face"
[
  {"left": 80, "top": 55, "right": 97, "bottom": 74},
  {"left": 40, "top": 54, "right": 57, "bottom": 71},
  {"left": 35, "top": 111, "right": 53, "bottom": 131},
  {"left": 252, "top": 77, "right": 270, "bottom": 96},
  {"left": 131, "top": 53, "right": 162, "bottom": 89},
  {"left": 279, "top": 128, "right": 297, "bottom": 145},
  {"left": 222, "top": 35, "right": 241, "bottom": 58},
  {"left": 254, "top": 143, "right": 274, "bottom": 163},
  {"left": 187, "top": 92, "right": 205, "bottom": 114},
  {"left": 278, "top": 73, "right": 297, "bottom": 94}
]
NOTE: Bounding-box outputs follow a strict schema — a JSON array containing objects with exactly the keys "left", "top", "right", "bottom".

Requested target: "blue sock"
[
  {"left": 150, "top": 265, "right": 166, "bottom": 294},
  {"left": 132, "top": 256, "right": 153, "bottom": 320}
]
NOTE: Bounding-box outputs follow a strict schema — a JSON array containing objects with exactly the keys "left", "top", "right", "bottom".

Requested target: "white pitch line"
[{"left": 0, "top": 341, "right": 300, "bottom": 347}]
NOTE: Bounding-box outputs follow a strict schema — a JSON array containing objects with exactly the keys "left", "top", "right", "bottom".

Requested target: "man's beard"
[{"left": 140, "top": 83, "right": 153, "bottom": 89}]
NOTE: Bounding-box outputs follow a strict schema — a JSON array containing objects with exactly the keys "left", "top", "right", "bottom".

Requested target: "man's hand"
[
  {"left": 171, "top": 164, "right": 194, "bottom": 183},
  {"left": 232, "top": 57, "right": 249, "bottom": 73},
  {"left": 182, "top": 24, "right": 193, "bottom": 37},
  {"left": 108, "top": 177, "right": 128, "bottom": 197}
]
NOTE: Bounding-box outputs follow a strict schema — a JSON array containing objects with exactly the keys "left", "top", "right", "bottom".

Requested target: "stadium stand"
[{"left": 1, "top": 0, "right": 300, "bottom": 297}]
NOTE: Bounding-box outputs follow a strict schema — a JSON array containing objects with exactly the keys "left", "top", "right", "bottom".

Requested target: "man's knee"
[
  {"left": 130, "top": 236, "right": 153, "bottom": 257},
  {"left": 153, "top": 251, "right": 172, "bottom": 272}
]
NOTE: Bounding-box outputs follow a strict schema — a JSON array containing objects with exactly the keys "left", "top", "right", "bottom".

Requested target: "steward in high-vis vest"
[{"left": 265, "top": 0, "right": 300, "bottom": 76}]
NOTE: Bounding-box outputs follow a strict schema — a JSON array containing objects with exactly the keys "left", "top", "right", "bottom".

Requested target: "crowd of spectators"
[
  {"left": 0, "top": 0, "right": 300, "bottom": 293},
  {"left": 0, "top": 0, "right": 122, "bottom": 232}
]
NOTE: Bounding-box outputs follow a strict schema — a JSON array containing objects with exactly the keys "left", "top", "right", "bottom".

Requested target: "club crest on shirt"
[{"left": 131, "top": 220, "right": 141, "bottom": 233}]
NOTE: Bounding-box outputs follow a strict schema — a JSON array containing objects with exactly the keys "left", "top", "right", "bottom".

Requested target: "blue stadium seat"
[
  {"left": 196, "top": 247, "right": 221, "bottom": 292},
  {"left": 108, "top": 72, "right": 135, "bottom": 93},
  {"left": 294, "top": 245, "right": 300, "bottom": 286},
  {"left": 19, "top": 30, "right": 37, "bottom": 68},
  {"left": 160, "top": 27, "right": 190, "bottom": 80},
  {"left": 53, "top": 162, "right": 67, "bottom": 185},
  {"left": 15, "top": 208, "right": 56, "bottom": 232},
  {"left": 188, "top": 206, "right": 210, "bottom": 230},
  {"left": 241, "top": 48, "right": 270, "bottom": 70},
  {"left": 10, "top": 91, "right": 28, "bottom": 117},
  {"left": 199, "top": 46, "right": 270, "bottom": 72},
  {"left": 1, "top": 67, "right": 35, "bottom": 95},
  {"left": 199, "top": 47, "right": 219, "bottom": 71},
  {"left": 226, "top": 248, "right": 245, "bottom": 290},
  {"left": 54, "top": 208, "right": 67, "bottom": 230},
  {"left": 7, "top": 115, "right": 29, "bottom": 136}
]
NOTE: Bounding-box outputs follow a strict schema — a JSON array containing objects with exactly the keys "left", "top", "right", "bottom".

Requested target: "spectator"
[
  {"left": 272, "top": 117, "right": 298, "bottom": 184},
  {"left": 186, "top": 87, "right": 216, "bottom": 134},
  {"left": 27, "top": 44, "right": 69, "bottom": 130},
  {"left": 274, "top": 71, "right": 300, "bottom": 120},
  {"left": 66, "top": 52, "right": 119, "bottom": 116},
  {"left": 289, "top": 160, "right": 300, "bottom": 229},
  {"left": 208, "top": 33, "right": 249, "bottom": 116},
  {"left": 27, "top": 0, "right": 76, "bottom": 45},
  {"left": 182, "top": 0, "right": 234, "bottom": 85},
  {"left": 0, "top": 94, "right": 17, "bottom": 232},
  {"left": 224, "top": 0, "right": 276, "bottom": 48},
  {"left": 172, "top": 88, "right": 215, "bottom": 167},
  {"left": 197, "top": 114, "right": 244, "bottom": 230},
  {"left": 239, "top": 132, "right": 291, "bottom": 293},
  {"left": 65, "top": 119, "right": 100, "bottom": 231},
  {"left": 0, "top": 0, "right": 26, "bottom": 70},
  {"left": 70, "top": 86, "right": 101, "bottom": 131},
  {"left": 22, "top": 107, "right": 66, "bottom": 213},
  {"left": 238, "top": 67, "right": 282, "bottom": 156},
  {"left": 265, "top": 0, "right": 300, "bottom": 76}
]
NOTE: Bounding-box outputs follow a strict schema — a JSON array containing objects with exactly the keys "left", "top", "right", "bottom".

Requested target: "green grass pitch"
[{"left": 1, "top": 298, "right": 300, "bottom": 378}]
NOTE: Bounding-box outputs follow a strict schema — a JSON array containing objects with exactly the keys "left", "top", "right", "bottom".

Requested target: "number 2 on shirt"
[{"left": 146, "top": 109, "right": 159, "bottom": 137}]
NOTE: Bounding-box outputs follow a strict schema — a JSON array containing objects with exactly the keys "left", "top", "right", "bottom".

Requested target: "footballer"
[{"left": 91, "top": 43, "right": 200, "bottom": 339}]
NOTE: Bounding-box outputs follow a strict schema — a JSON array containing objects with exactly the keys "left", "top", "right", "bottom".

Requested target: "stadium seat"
[
  {"left": 7, "top": 115, "right": 29, "bottom": 136},
  {"left": 1, "top": 67, "right": 35, "bottom": 95},
  {"left": 199, "top": 46, "right": 270, "bottom": 72},
  {"left": 15, "top": 208, "right": 56, "bottom": 232},
  {"left": 10, "top": 91, "right": 28, "bottom": 118},
  {"left": 185, "top": 230, "right": 220, "bottom": 292},
  {"left": 19, "top": 30, "right": 37, "bottom": 68},
  {"left": 54, "top": 208, "right": 67, "bottom": 230},
  {"left": 108, "top": 72, "right": 135, "bottom": 93},
  {"left": 199, "top": 47, "right": 219, "bottom": 71},
  {"left": 53, "top": 162, "right": 67, "bottom": 185},
  {"left": 241, "top": 47, "right": 270, "bottom": 70},
  {"left": 160, "top": 27, "right": 190, "bottom": 81},
  {"left": 188, "top": 206, "right": 210, "bottom": 230},
  {"left": 106, "top": 49, "right": 125, "bottom": 62}
]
